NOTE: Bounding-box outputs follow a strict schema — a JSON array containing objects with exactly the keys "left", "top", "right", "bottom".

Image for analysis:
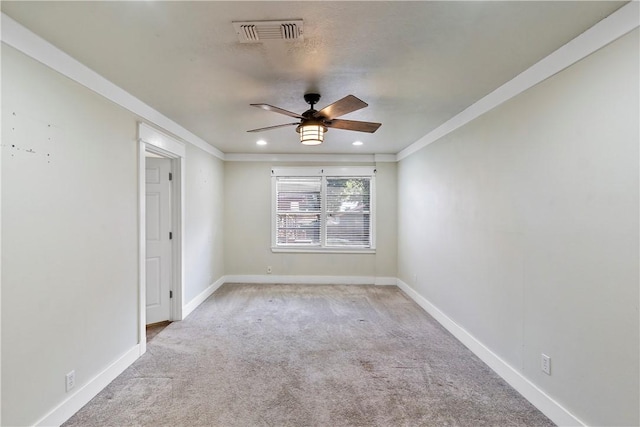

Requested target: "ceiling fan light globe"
[
  {"left": 299, "top": 123, "right": 326, "bottom": 146},
  {"left": 301, "top": 139, "right": 322, "bottom": 146}
]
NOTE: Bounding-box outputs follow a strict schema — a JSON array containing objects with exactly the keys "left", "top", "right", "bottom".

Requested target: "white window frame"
[{"left": 271, "top": 166, "right": 376, "bottom": 253}]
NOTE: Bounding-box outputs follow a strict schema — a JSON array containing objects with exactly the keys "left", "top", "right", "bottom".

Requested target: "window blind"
[
  {"left": 326, "top": 177, "right": 371, "bottom": 247},
  {"left": 273, "top": 170, "right": 374, "bottom": 250},
  {"left": 275, "top": 177, "right": 321, "bottom": 246}
]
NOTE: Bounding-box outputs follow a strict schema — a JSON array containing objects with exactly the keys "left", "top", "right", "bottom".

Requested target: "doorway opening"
[{"left": 138, "top": 123, "right": 185, "bottom": 353}]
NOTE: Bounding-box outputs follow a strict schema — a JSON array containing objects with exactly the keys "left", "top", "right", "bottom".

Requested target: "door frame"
[{"left": 138, "top": 122, "right": 185, "bottom": 354}]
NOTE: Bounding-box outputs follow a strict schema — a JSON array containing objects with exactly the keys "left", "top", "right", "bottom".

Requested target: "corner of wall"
[{"left": 182, "top": 276, "right": 226, "bottom": 319}]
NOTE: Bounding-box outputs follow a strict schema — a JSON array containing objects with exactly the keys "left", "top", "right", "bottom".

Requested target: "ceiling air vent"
[{"left": 232, "top": 20, "right": 303, "bottom": 43}]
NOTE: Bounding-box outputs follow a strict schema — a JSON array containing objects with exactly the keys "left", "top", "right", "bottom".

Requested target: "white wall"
[
  {"left": 1, "top": 44, "right": 226, "bottom": 425},
  {"left": 397, "top": 29, "right": 639, "bottom": 426},
  {"left": 224, "top": 161, "right": 397, "bottom": 280},
  {"left": 2, "top": 45, "right": 139, "bottom": 426},
  {"left": 184, "top": 143, "right": 225, "bottom": 303}
]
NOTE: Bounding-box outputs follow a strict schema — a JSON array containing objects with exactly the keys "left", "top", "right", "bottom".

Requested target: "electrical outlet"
[
  {"left": 65, "top": 370, "right": 75, "bottom": 392},
  {"left": 541, "top": 354, "right": 551, "bottom": 375},
  {"left": 267, "top": 266, "right": 272, "bottom": 274}
]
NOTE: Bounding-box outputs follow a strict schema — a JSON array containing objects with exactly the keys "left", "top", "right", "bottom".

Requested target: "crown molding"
[
  {"left": 224, "top": 153, "right": 399, "bottom": 163},
  {"left": 3, "top": 1, "right": 637, "bottom": 165},
  {"left": 224, "top": 153, "right": 379, "bottom": 163},
  {"left": 397, "top": 1, "right": 640, "bottom": 161},
  {"left": 1, "top": 13, "right": 225, "bottom": 160},
  {"left": 374, "top": 154, "right": 398, "bottom": 162}
]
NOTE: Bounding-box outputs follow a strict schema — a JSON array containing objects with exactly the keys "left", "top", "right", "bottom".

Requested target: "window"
[{"left": 272, "top": 167, "right": 376, "bottom": 252}]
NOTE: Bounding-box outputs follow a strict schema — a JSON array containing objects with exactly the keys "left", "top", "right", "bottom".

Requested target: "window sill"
[{"left": 271, "top": 247, "right": 376, "bottom": 254}]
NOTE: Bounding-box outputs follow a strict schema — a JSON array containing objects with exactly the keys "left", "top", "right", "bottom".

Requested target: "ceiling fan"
[{"left": 247, "top": 93, "right": 381, "bottom": 145}]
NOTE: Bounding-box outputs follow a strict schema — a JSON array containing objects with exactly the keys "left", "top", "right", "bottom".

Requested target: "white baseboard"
[
  {"left": 224, "top": 274, "right": 396, "bottom": 286},
  {"left": 33, "top": 275, "right": 225, "bottom": 427},
  {"left": 182, "top": 276, "right": 226, "bottom": 319},
  {"left": 374, "top": 276, "right": 398, "bottom": 286},
  {"left": 35, "top": 344, "right": 142, "bottom": 427},
  {"left": 396, "top": 279, "right": 585, "bottom": 427},
  {"left": 32, "top": 277, "right": 584, "bottom": 427}
]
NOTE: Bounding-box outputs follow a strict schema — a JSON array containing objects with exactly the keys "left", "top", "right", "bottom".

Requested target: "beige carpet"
[{"left": 64, "top": 284, "right": 554, "bottom": 426}]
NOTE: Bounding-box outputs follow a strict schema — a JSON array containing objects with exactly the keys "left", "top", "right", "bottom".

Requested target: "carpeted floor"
[{"left": 64, "top": 284, "right": 555, "bottom": 426}]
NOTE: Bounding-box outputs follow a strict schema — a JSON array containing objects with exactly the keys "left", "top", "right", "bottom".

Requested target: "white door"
[{"left": 145, "top": 157, "right": 173, "bottom": 324}]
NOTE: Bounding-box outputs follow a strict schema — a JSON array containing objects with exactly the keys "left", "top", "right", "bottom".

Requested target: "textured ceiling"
[{"left": 1, "top": 1, "right": 626, "bottom": 155}]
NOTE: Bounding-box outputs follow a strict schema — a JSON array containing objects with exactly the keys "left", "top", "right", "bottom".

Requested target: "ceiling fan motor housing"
[
  {"left": 303, "top": 93, "right": 321, "bottom": 106},
  {"left": 299, "top": 93, "right": 328, "bottom": 133}
]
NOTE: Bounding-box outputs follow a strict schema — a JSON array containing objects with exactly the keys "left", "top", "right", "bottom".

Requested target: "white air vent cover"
[{"left": 232, "top": 20, "right": 303, "bottom": 43}]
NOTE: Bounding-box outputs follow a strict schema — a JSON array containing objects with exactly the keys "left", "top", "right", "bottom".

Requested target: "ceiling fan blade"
[
  {"left": 325, "top": 119, "right": 381, "bottom": 133},
  {"left": 251, "top": 103, "right": 305, "bottom": 119},
  {"left": 247, "top": 122, "right": 299, "bottom": 133},
  {"left": 314, "top": 95, "right": 368, "bottom": 120}
]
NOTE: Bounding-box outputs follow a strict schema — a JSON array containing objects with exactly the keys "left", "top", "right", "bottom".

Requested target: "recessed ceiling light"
[
  {"left": 352, "top": 141, "right": 363, "bottom": 146},
  {"left": 256, "top": 140, "right": 267, "bottom": 146}
]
